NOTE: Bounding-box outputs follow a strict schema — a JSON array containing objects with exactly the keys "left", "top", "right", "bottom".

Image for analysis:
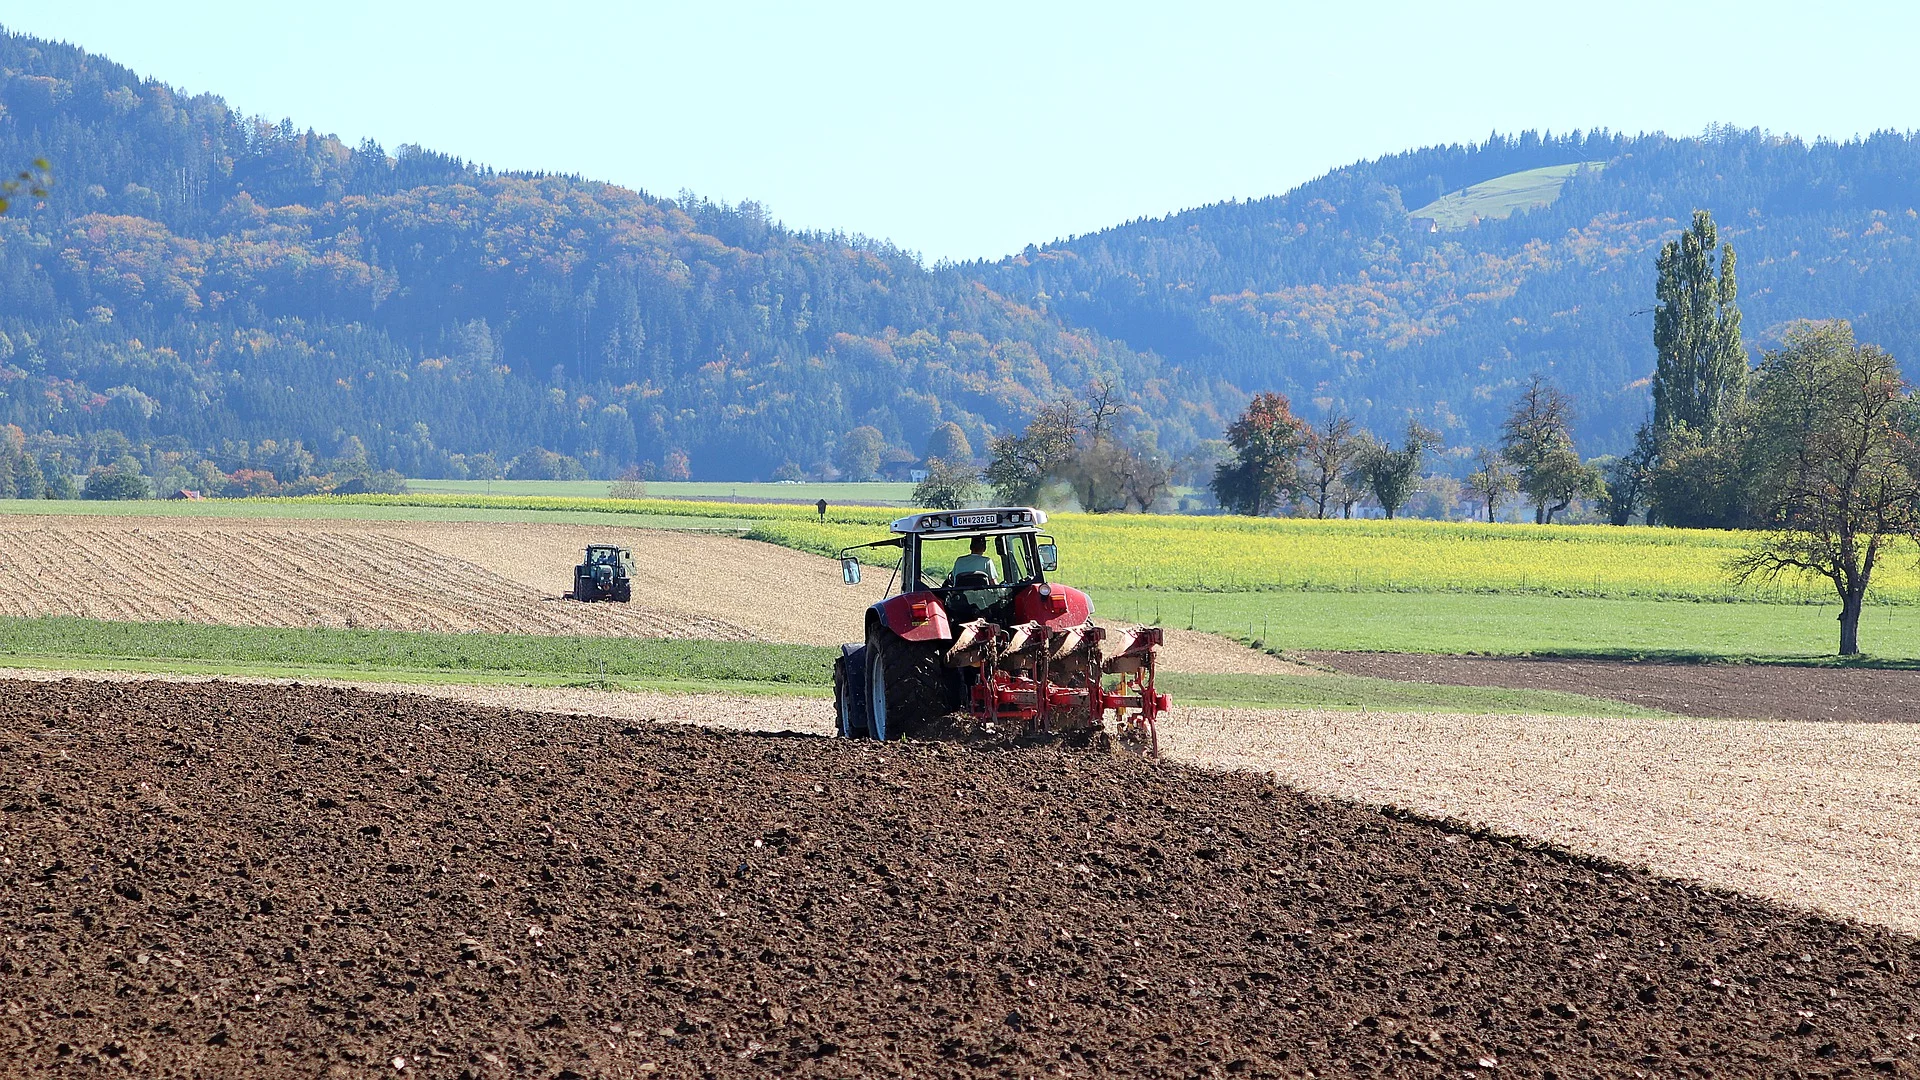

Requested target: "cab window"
[{"left": 1000, "top": 535, "right": 1036, "bottom": 583}]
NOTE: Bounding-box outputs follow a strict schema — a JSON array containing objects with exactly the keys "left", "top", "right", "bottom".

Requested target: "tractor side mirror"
[
  {"left": 840, "top": 557, "right": 862, "bottom": 585},
  {"left": 1037, "top": 543, "right": 1058, "bottom": 572}
]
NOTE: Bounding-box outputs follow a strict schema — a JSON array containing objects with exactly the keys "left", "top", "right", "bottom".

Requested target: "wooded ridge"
[{"left": 3, "top": 28, "right": 1917, "bottom": 480}]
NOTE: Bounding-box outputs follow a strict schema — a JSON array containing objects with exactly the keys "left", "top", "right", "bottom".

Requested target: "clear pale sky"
[{"left": 9, "top": 1, "right": 1917, "bottom": 262}]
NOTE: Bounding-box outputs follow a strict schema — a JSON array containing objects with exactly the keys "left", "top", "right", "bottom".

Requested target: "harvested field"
[
  {"left": 1307, "top": 651, "right": 1920, "bottom": 724},
  {"left": 0, "top": 519, "right": 750, "bottom": 640},
  {"left": 5, "top": 679, "right": 1919, "bottom": 1078},
  {"left": 0, "top": 515, "right": 1282, "bottom": 674}
]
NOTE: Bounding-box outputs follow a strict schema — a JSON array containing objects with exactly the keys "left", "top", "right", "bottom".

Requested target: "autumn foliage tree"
[{"left": 1212, "top": 392, "right": 1310, "bottom": 516}]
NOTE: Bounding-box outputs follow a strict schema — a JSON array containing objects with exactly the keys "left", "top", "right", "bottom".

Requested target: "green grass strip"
[
  {"left": 0, "top": 615, "right": 1667, "bottom": 718},
  {"left": 0, "top": 616, "right": 836, "bottom": 686}
]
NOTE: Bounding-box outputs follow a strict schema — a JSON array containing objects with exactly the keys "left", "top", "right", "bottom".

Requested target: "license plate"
[{"left": 950, "top": 513, "right": 997, "bottom": 527}]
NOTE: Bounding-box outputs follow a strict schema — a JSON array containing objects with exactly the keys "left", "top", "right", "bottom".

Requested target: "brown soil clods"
[{"left": 3, "top": 678, "right": 1918, "bottom": 1077}]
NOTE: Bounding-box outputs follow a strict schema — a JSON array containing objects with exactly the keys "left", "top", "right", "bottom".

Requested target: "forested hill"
[
  {"left": 6, "top": 28, "right": 1920, "bottom": 481},
  {"left": 0, "top": 30, "right": 1206, "bottom": 481},
  {"left": 981, "top": 127, "right": 1920, "bottom": 451}
]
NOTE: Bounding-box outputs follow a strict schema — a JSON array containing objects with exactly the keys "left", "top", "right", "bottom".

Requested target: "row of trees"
[{"left": 1206, "top": 382, "right": 1606, "bottom": 524}]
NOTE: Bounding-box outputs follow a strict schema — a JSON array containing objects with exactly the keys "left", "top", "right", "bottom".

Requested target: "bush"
[
  {"left": 83, "top": 468, "right": 150, "bottom": 500},
  {"left": 912, "top": 458, "right": 983, "bottom": 509},
  {"left": 507, "top": 447, "right": 588, "bottom": 481},
  {"left": 224, "top": 468, "right": 282, "bottom": 497}
]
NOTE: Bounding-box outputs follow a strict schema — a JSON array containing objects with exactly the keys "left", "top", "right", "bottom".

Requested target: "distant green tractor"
[{"left": 572, "top": 544, "right": 634, "bottom": 603}]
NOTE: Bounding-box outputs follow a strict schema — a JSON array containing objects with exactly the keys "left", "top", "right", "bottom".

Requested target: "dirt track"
[
  {"left": 1307, "top": 651, "right": 1920, "bottom": 724},
  {"left": 5, "top": 679, "right": 1918, "bottom": 1078},
  {"left": 0, "top": 516, "right": 1286, "bottom": 674}
]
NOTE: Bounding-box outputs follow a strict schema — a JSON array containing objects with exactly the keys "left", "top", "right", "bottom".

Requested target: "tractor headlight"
[{"left": 919, "top": 516, "right": 942, "bottom": 530}]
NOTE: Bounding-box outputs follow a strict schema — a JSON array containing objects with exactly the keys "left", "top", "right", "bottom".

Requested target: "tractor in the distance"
[
  {"left": 833, "top": 507, "right": 1166, "bottom": 754},
  {"left": 572, "top": 544, "right": 634, "bottom": 603}
]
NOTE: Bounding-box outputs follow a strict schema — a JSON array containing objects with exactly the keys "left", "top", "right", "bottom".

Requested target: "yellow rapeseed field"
[{"left": 308, "top": 495, "right": 1920, "bottom": 603}]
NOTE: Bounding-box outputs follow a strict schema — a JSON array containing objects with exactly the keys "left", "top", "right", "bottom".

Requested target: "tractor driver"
[{"left": 951, "top": 536, "right": 999, "bottom": 585}]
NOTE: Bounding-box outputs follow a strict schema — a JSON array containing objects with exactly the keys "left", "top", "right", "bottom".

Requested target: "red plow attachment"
[{"left": 946, "top": 620, "right": 1168, "bottom": 756}]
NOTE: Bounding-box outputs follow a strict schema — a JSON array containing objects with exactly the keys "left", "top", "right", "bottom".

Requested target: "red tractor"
[{"left": 832, "top": 507, "right": 1167, "bottom": 754}]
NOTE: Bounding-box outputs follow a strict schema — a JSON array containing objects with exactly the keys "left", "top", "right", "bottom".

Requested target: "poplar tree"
[{"left": 1651, "top": 210, "right": 1746, "bottom": 441}]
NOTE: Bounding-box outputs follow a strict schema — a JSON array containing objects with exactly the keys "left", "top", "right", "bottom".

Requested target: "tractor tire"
[
  {"left": 864, "top": 624, "right": 958, "bottom": 740},
  {"left": 574, "top": 573, "right": 593, "bottom": 602},
  {"left": 613, "top": 581, "right": 632, "bottom": 603},
  {"left": 833, "top": 645, "right": 869, "bottom": 739}
]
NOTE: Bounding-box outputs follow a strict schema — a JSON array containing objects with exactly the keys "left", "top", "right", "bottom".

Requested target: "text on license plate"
[{"left": 951, "top": 513, "right": 997, "bottom": 527}]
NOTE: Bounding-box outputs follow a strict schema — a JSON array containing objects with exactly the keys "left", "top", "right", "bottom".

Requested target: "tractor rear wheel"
[
  {"left": 864, "top": 625, "right": 957, "bottom": 740},
  {"left": 574, "top": 573, "right": 592, "bottom": 602},
  {"left": 832, "top": 649, "right": 868, "bottom": 739}
]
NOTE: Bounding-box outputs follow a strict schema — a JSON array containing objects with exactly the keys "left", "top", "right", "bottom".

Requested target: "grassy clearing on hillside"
[
  {"left": 1409, "top": 162, "right": 1603, "bottom": 228},
  {"left": 0, "top": 616, "right": 1659, "bottom": 716},
  {"left": 1095, "top": 590, "right": 1920, "bottom": 662}
]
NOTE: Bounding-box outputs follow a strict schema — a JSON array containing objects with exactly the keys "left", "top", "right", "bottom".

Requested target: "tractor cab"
[
  {"left": 585, "top": 544, "right": 631, "bottom": 570},
  {"left": 839, "top": 507, "right": 1078, "bottom": 631}
]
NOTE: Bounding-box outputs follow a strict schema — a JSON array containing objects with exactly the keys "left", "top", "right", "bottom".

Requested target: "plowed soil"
[
  {"left": 1306, "top": 651, "right": 1920, "bottom": 724},
  {"left": 5, "top": 679, "right": 1919, "bottom": 1078},
  {"left": 0, "top": 515, "right": 1287, "bottom": 674}
]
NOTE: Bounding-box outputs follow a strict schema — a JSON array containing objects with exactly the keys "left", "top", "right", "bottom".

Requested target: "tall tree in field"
[
  {"left": 1500, "top": 375, "right": 1602, "bottom": 524},
  {"left": 1465, "top": 448, "right": 1518, "bottom": 523},
  {"left": 1355, "top": 421, "right": 1437, "bottom": 519},
  {"left": 1300, "top": 409, "right": 1360, "bottom": 518},
  {"left": 1651, "top": 209, "right": 1747, "bottom": 442},
  {"left": 911, "top": 457, "right": 982, "bottom": 510},
  {"left": 1732, "top": 322, "right": 1920, "bottom": 656},
  {"left": 1211, "top": 392, "right": 1310, "bottom": 516}
]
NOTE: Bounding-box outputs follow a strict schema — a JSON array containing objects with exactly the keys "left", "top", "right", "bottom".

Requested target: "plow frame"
[{"left": 949, "top": 621, "right": 1167, "bottom": 756}]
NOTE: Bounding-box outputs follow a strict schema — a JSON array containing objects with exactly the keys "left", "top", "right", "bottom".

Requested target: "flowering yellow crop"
[{"left": 307, "top": 496, "right": 1920, "bottom": 603}]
